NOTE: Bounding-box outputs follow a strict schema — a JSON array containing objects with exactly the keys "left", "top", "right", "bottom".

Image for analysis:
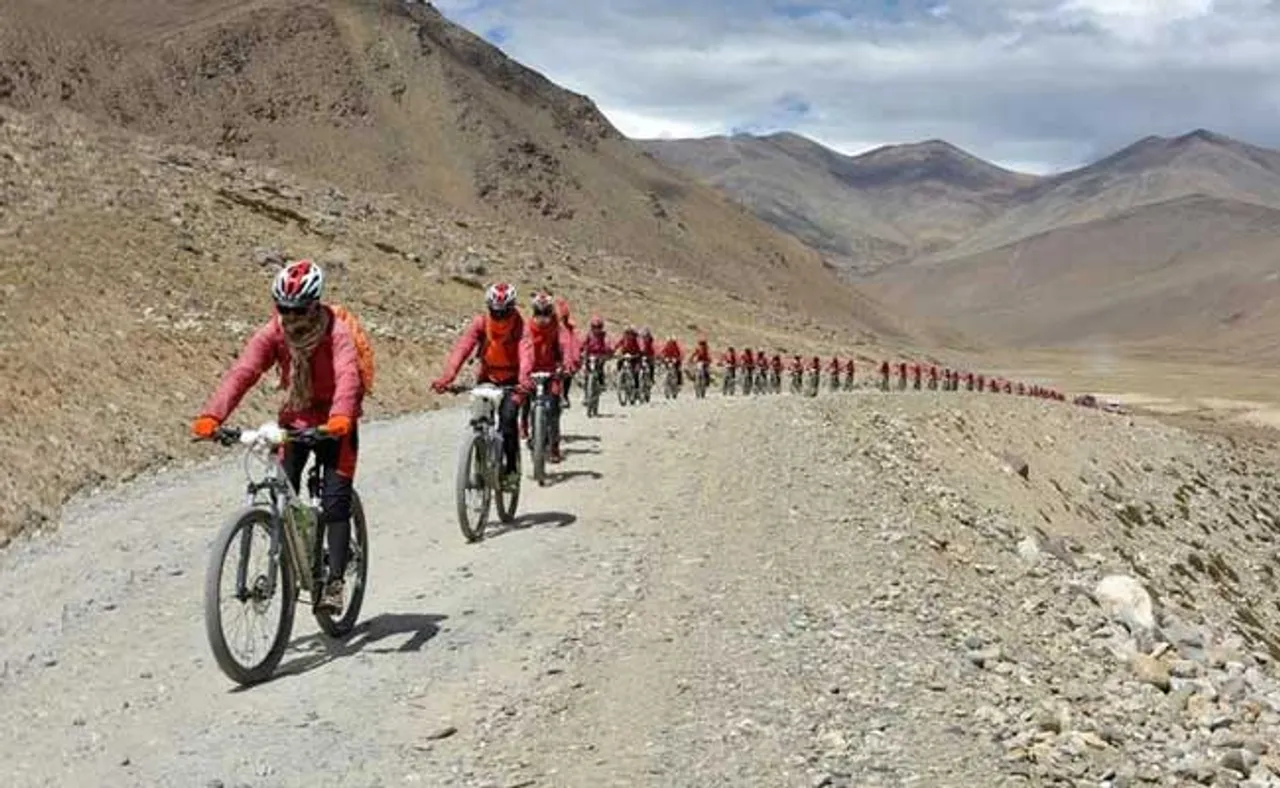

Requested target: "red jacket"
[
  {"left": 520, "top": 320, "right": 576, "bottom": 391},
  {"left": 581, "top": 329, "right": 611, "bottom": 358},
  {"left": 827, "top": 358, "right": 841, "bottom": 372},
  {"left": 741, "top": 350, "right": 755, "bottom": 367},
  {"left": 201, "top": 306, "right": 362, "bottom": 427},
  {"left": 613, "top": 333, "right": 641, "bottom": 356},
  {"left": 690, "top": 344, "right": 712, "bottom": 364},
  {"left": 438, "top": 313, "right": 533, "bottom": 387},
  {"left": 639, "top": 335, "right": 656, "bottom": 358},
  {"left": 660, "top": 340, "right": 682, "bottom": 361},
  {"left": 770, "top": 355, "right": 782, "bottom": 371},
  {"left": 721, "top": 350, "right": 737, "bottom": 366}
]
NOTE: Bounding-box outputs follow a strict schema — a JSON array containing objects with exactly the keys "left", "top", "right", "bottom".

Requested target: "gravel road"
[{"left": 10, "top": 390, "right": 1276, "bottom": 787}]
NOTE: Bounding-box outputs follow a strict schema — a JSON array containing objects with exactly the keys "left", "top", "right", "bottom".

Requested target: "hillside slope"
[
  {"left": 865, "top": 195, "right": 1280, "bottom": 360},
  {"left": 641, "top": 132, "right": 1037, "bottom": 273},
  {"left": 0, "top": 0, "right": 868, "bottom": 322},
  {"left": 0, "top": 105, "right": 911, "bottom": 543}
]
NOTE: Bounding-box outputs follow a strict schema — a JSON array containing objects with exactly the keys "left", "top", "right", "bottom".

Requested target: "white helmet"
[{"left": 272, "top": 259, "right": 324, "bottom": 308}]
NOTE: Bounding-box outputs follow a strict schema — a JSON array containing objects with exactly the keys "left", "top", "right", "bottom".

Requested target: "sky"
[{"left": 430, "top": 0, "right": 1280, "bottom": 174}]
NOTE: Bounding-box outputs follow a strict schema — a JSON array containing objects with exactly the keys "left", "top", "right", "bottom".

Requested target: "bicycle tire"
[
  {"left": 456, "top": 431, "right": 491, "bottom": 542},
  {"left": 204, "top": 507, "right": 296, "bottom": 686},
  {"left": 532, "top": 403, "right": 547, "bottom": 486},
  {"left": 314, "top": 490, "right": 368, "bottom": 637},
  {"left": 495, "top": 430, "right": 521, "bottom": 524}
]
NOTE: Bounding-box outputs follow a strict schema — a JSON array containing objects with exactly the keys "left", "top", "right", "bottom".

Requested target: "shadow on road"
[
  {"left": 545, "top": 469, "right": 603, "bottom": 485},
  {"left": 485, "top": 510, "right": 578, "bottom": 539},
  {"left": 247, "top": 612, "right": 449, "bottom": 687},
  {"left": 562, "top": 446, "right": 601, "bottom": 457},
  {"left": 560, "top": 433, "right": 601, "bottom": 444}
]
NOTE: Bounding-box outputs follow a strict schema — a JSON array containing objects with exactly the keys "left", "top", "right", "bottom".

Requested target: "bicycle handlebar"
[{"left": 200, "top": 424, "right": 337, "bottom": 448}]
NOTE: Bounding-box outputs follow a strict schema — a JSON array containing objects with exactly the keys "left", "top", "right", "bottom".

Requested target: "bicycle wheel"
[
  {"left": 586, "top": 374, "right": 599, "bottom": 417},
  {"left": 315, "top": 490, "right": 368, "bottom": 637},
  {"left": 531, "top": 403, "right": 548, "bottom": 486},
  {"left": 455, "top": 431, "right": 491, "bottom": 542},
  {"left": 204, "top": 508, "right": 296, "bottom": 686},
  {"left": 495, "top": 430, "right": 521, "bottom": 523}
]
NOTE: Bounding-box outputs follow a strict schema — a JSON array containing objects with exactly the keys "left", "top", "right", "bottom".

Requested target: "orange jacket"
[{"left": 438, "top": 312, "right": 533, "bottom": 387}]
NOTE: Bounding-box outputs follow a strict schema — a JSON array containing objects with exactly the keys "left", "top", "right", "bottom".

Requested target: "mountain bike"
[
  {"left": 754, "top": 367, "right": 769, "bottom": 395},
  {"left": 722, "top": 365, "right": 736, "bottom": 396},
  {"left": 805, "top": 368, "right": 820, "bottom": 397},
  {"left": 200, "top": 423, "right": 368, "bottom": 686},
  {"left": 769, "top": 368, "right": 782, "bottom": 395},
  {"left": 663, "top": 361, "right": 679, "bottom": 400},
  {"left": 693, "top": 361, "right": 710, "bottom": 399},
  {"left": 617, "top": 354, "right": 638, "bottom": 407},
  {"left": 828, "top": 370, "right": 841, "bottom": 393},
  {"left": 447, "top": 383, "right": 521, "bottom": 542},
  {"left": 790, "top": 369, "right": 803, "bottom": 395},
  {"left": 844, "top": 372, "right": 855, "bottom": 391},
  {"left": 639, "top": 357, "right": 655, "bottom": 403},
  {"left": 527, "top": 371, "right": 558, "bottom": 486},
  {"left": 582, "top": 355, "right": 603, "bottom": 417}
]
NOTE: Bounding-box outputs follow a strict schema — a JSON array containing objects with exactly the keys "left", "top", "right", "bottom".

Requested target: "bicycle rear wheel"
[
  {"left": 315, "top": 490, "right": 368, "bottom": 637},
  {"left": 456, "top": 432, "right": 491, "bottom": 542},
  {"left": 204, "top": 508, "right": 296, "bottom": 686}
]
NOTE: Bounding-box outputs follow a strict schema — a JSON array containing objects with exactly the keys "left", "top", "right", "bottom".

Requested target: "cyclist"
[
  {"left": 689, "top": 337, "right": 713, "bottom": 388},
  {"left": 555, "top": 297, "right": 579, "bottom": 409},
  {"left": 879, "top": 360, "right": 890, "bottom": 391},
  {"left": 844, "top": 357, "right": 856, "bottom": 388},
  {"left": 659, "top": 335, "right": 684, "bottom": 388},
  {"left": 613, "top": 326, "right": 643, "bottom": 393},
  {"left": 521, "top": 292, "right": 576, "bottom": 464},
  {"left": 580, "top": 315, "right": 612, "bottom": 392},
  {"left": 431, "top": 282, "right": 530, "bottom": 493},
  {"left": 639, "top": 327, "right": 657, "bottom": 390},
  {"left": 190, "top": 259, "right": 361, "bottom": 614}
]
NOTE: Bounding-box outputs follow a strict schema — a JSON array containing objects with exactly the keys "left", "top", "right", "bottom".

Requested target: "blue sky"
[{"left": 432, "top": 0, "right": 1280, "bottom": 173}]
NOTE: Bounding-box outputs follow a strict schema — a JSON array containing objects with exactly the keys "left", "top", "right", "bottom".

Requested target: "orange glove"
[
  {"left": 323, "top": 415, "right": 352, "bottom": 437},
  {"left": 191, "top": 416, "right": 220, "bottom": 439}
]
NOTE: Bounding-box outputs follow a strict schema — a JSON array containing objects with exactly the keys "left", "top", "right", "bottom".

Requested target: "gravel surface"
[{"left": 3, "top": 390, "right": 1280, "bottom": 787}]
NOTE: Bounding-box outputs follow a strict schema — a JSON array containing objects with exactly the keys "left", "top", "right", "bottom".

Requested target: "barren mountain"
[
  {"left": 640, "top": 132, "right": 1037, "bottom": 273},
  {"left": 865, "top": 195, "right": 1280, "bottom": 360},
  {"left": 933, "top": 129, "right": 1280, "bottom": 260},
  {"left": 0, "top": 0, "right": 866, "bottom": 318}
]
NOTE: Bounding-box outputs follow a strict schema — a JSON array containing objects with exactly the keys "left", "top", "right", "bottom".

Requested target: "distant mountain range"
[{"left": 643, "top": 128, "right": 1280, "bottom": 359}]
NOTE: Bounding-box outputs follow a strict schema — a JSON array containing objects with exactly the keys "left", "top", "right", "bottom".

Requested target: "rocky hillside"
[
  {"left": 0, "top": 0, "right": 866, "bottom": 321},
  {"left": 0, "top": 104, "right": 910, "bottom": 543}
]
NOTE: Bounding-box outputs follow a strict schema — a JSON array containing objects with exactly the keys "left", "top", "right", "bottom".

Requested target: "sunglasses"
[{"left": 277, "top": 303, "right": 313, "bottom": 316}]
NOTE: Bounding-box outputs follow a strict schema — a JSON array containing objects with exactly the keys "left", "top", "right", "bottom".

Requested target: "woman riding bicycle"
[
  {"left": 431, "top": 283, "right": 532, "bottom": 492},
  {"left": 190, "top": 259, "right": 362, "bottom": 614},
  {"left": 520, "top": 291, "right": 578, "bottom": 464}
]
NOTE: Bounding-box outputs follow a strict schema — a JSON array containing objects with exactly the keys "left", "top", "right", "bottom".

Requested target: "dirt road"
[{"left": 0, "top": 389, "right": 1025, "bottom": 787}]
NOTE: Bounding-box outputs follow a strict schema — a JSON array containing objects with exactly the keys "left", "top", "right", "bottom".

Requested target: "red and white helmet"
[
  {"left": 485, "top": 282, "right": 518, "bottom": 314},
  {"left": 272, "top": 259, "right": 324, "bottom": 307},
  {"left": 530, "top": 291, "right": 555, "bottom": 317}
]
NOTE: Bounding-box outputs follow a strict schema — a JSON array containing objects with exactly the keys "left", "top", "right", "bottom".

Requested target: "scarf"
[{"left": 281, "top": 308, "right": 329, "bottom": 412}]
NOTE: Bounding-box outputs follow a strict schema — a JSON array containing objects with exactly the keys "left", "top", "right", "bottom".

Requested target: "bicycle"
[
  {"left": 200, "top": 423, "right": 369, "bottom": 686},
  {"left": 693, "top": 361, "right": 710, "bottom": 399},
  {"left": 617, "top": 354, "right": 639, "bottom": 407},
  {"left": 639, "top": 357, "right": 655, "bottom": 403},
  {"left": 527, "top": 370, "right": 559, "bottom": 486},
  {"left": 722, "top": 366, "right": 736, "bottom": 396},
  {"left": 805, "top": 369, "right": 820, "bottom": 397},
  {"left": 769, "top": 368, "right": 782, "bottom": 395},
  {"left": 663, "top": 361, "right": 679, "bottom": 400},
  {"left": 447, "top": 382, "right": 521, "bottom": 542},
  {"left": 790, "top": 369, "right": 803, "bottom": 395},
  {"left": 828, "top": 371, "right": 841, "bottom": 393},
  {"left": 582, "top": 355, "right": 604, "bottom": 417}
]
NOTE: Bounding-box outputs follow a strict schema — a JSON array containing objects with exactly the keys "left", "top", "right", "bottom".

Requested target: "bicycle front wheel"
[
  {"left": 531, "top": 403, "right": 548, "bottom": 486},
  {"left": 204, "top": 508, "right": 296, "bottom": 686},
  {"left": 456, "top": 431, "right": 491, "bottom": 542}
]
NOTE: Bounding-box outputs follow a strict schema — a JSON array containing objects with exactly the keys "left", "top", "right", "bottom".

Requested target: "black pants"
[
  {"left": 499, "top": 391, "right": 520, "bottom": 474},
  {"left": 282, "top": 424, "right": 358, "bottom": 578}
]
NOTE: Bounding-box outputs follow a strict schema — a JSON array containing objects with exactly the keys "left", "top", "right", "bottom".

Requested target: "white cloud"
[{"left": 436, "top": 0, "right": 1280, "bottom": 172}]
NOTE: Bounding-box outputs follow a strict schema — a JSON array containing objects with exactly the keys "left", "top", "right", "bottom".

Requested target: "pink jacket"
[{"left": 201, "top": 307, "right": 362, "bottom": 427}]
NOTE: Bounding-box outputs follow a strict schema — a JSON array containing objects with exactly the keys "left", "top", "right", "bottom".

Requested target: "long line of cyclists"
[{"left": 187, "top": 261, "right": 1072, "bottom": 683}]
